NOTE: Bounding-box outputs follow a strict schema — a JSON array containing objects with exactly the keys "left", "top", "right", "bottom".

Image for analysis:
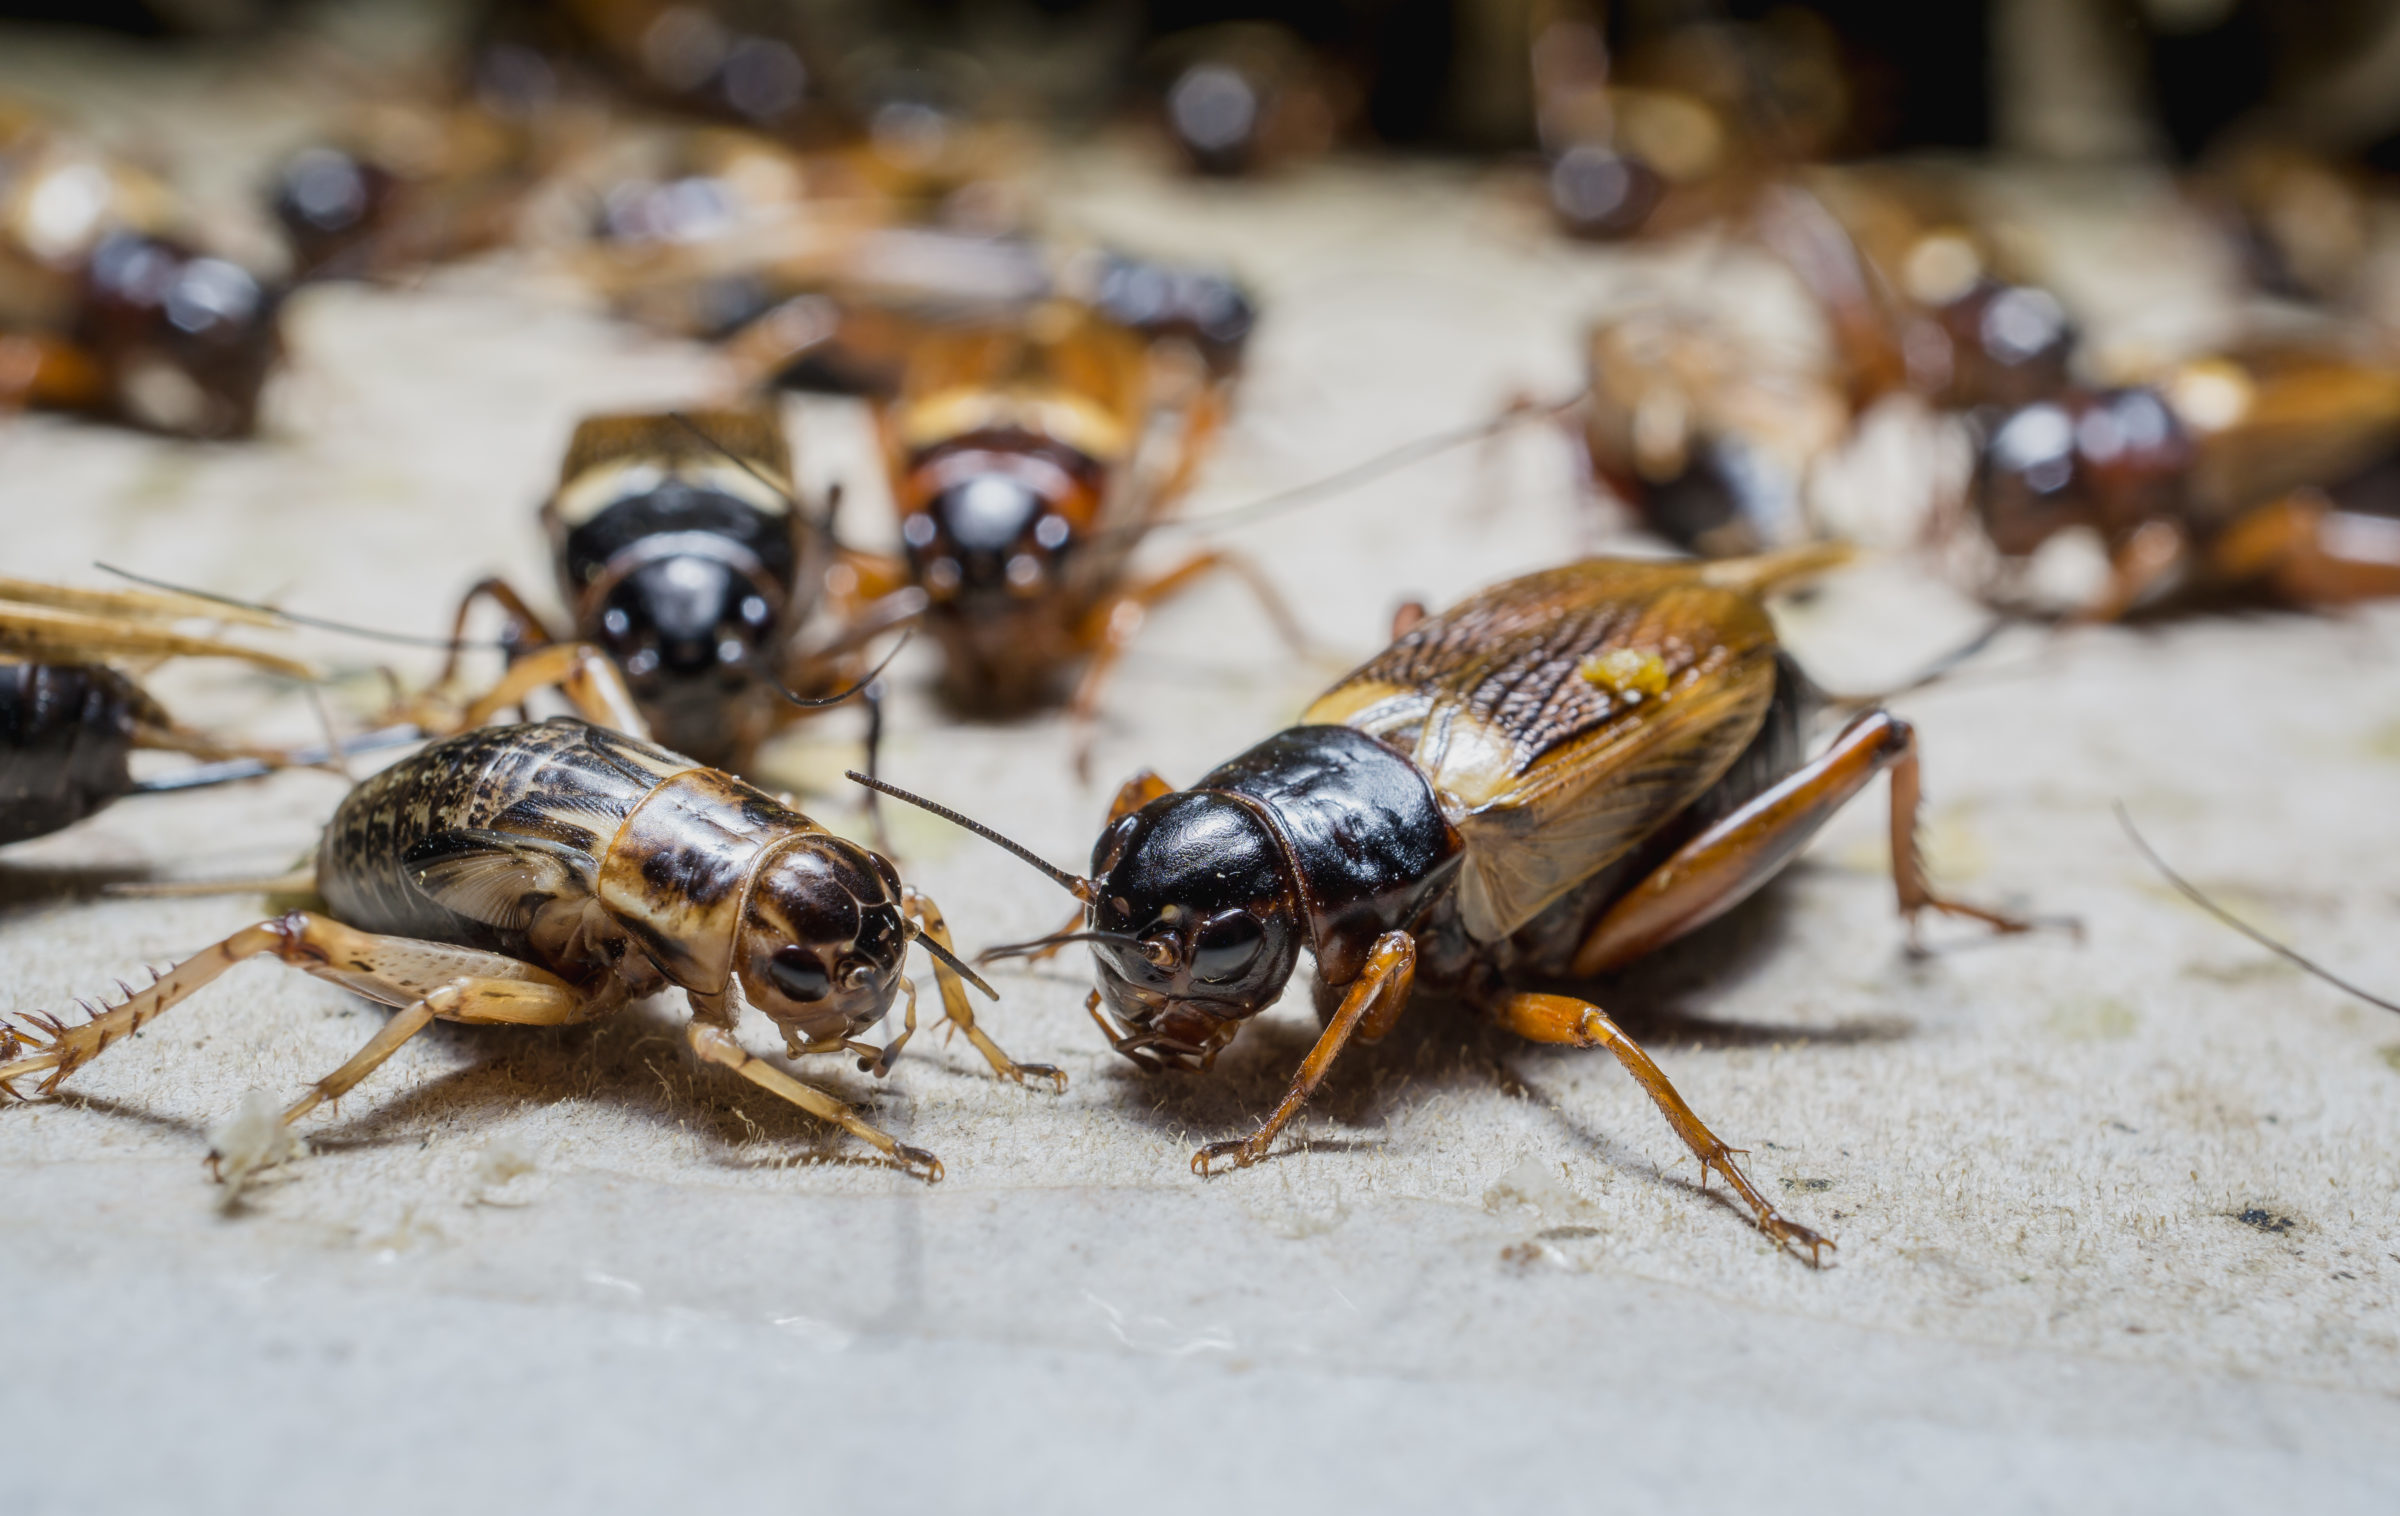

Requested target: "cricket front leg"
[
  {"left": 904, "top": 889, "right": 1065, "bottom": 1091},
  {"left": 684, "top": 1015, "right": 943, "bottom": 1182},
  {"left": 1571, "top": 708, "right": 2032, "bottom": 976},
  {"left": 1499, "top": 992, "right": 1832, "bottom": 1265},
  {"left": 1193, "top": 930, "right": 1415, "bottom": 1176}
]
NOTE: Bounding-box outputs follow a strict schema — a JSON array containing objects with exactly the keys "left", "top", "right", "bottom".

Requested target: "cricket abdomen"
[
  {"left": 0, "top": 662, "right": 145, "bottom": 845},
  {"left": 317, "top": 718, "right": 691, "bottom": 958}
]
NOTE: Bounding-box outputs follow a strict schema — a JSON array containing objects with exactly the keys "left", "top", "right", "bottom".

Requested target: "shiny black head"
[
  {"left": 1974, "top": 398, "right": 2090, "bottom": 556},
  {"left": 78, "top": 231, "right": 283, "bottom": 438},
  {"left": 1548, "top": 144, "right": 1666, "bottom": 241},
  {"left": 1938, "top": 281, "right": 2077, "bottom": 410},
  {"left": 591, "top": 548, "right": 782, "bottom": 759},
  {"left": 272, "top": 146, "right": 397, "bottom": 279},
  {"left": 1165, "top": 61, "right": 1267, "bottom": 176},
  {"left": 902, "top": 467, "right": 1078, "bottom": 610},
  {"left": 1084, "top": 791, "right": 1304, "bottom": 1069},
  {"left": 1086, "top": 254, "right": 1256, "bottom": 375},
  {"left": 1973, "top": 387, "right": 2187, "bottom": 556}
]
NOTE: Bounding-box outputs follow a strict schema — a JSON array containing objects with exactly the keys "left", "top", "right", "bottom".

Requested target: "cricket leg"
[
  {"left": 903, "top": 888, "right": 1064, "bottom": 1090},
  {"left": 1572, "top": 708, "right": 2031, "bottom": 976},
  {"left": 2074, "top": 519, "right": 2187, "bottom": 623},
  {"left": 434, "top": 577, "right": 556, "bottom": 687},
  {"left": 277, "top": 967, "right": 608, "bottom": 1128},
  {"left": 1, "top": 911, "right": 334, "bottom": 1096},
  {"left": 684, "top": 1018, "right": 943, "bottom": 1182},
  {"left": 0, "top": 909, "right": 592, "bottom": 1136},
  {"left": 1193, "top": 930, "right": 1415, "bottom": 1176},
  {"left": 2211, "top": 494, "right": 2400, "bottom": 604},
  {"left": 458, "top": 642, "right": 650, "bottom": 739},
  {"left": 1068, "top": 551, "right": 1305, "bottom": 779},
  {"left": 1499, "top": 991, "right": 1831, "bottom": 1265}
]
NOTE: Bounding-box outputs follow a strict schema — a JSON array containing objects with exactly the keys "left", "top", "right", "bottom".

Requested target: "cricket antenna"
[
  {"left": 844, "top": 771, "right": 1096, "bottom": 903},
  {"left": 772, "top": 630, "right": 911, "bottom": 708},
  {"left": 667, "top": 408, "right": 840, "bottom": 548},
  {"left": 2117, "top": 804, "right": 2400, "bottom": 1015},
  {"left": 977, "top": 928, "right": 1141, "bottom": 966},
  {"left": 96, "top": 564, "right": 504, "bottom": 651},
  {"left": 905, "top": 925, "right": 999, "bottom": 1000}
]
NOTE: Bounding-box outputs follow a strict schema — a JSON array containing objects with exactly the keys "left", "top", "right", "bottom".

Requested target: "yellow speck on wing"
[{"left": 1578, "top": 648, "right": 1669, "bottom": 700}]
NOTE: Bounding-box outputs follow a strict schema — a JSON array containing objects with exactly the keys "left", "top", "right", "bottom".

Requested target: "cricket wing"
[{"left": 1304, "top": 559, "right": 1781, "bottom": 940}]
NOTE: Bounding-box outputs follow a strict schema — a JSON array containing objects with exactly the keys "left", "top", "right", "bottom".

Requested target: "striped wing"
[{"left": 1304, "top": 559, "right": 1781, "bottom": 941}]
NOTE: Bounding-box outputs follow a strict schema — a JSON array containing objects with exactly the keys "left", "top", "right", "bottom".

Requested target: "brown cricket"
[{"left": 0, "top": 668, "right": 1061, "bottom": 1182}]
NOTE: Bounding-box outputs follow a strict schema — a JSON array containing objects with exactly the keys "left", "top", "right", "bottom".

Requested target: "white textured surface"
[{"left": 3, "top": 37, "right": 2399, "bottom": 1516}]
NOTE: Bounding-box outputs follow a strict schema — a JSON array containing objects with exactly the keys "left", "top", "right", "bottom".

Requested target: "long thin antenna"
[
  {"left": 844, "top": 770, "right": 1095, "bottom": 902},
  {"left": 1139, "top": 388, "right": 1587, "bottom": 543},
  {"left": 978, "top": 928, "right": 1137, "bottom": 965},
  {"left": 130, "top": 725, "right": 423, "bottom": 793},
  {"left": 667, "top": 409, "right": 838, "bottom": 547},
  {"left": 772, "top": 630, "right": 912, "bottom": 708},
  {"left": 96, "top": 564, "right": 505, "bottom": 651},
  {"left": 2117, "top": 804, "right": 2399, "bottom": 1015},
  {"left": 908, "top": 927, "right": 998, "bottom": 1000}
]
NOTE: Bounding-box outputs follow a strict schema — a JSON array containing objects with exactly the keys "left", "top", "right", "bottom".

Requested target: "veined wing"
[{"left": 1304, "top": 559, "right": 1781, "bottom": 940}]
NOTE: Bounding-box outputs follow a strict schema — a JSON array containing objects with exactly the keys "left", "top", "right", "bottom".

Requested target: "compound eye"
[
  {"left": 1192, "top": 911, "right": 1264, "bottom": 983},
  {"left": 767, "top": 946, "right": 831, "bottom": 1003}
]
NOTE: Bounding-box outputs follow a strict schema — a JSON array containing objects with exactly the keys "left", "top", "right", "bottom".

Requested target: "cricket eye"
[
  {"left": 767, "top": 946, "right": 831, "bottom": 1003},
  {"left": 1192, "top": 911, "right": 1265, "bottom": 983}
]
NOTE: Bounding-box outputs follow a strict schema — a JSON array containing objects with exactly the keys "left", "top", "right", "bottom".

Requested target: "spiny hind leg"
[
  {"left": 1570, "top": 708, "right": 2031, "bottom": 976},
  {"left": 904, "top": 888, "right": 1064, "bottom": 1091},
  {"left": 1, "top": 911, "right": 600, "bottom": 1157},
  {"left": 1500, "top": 992, "right": 1831, "bottom": 1265},
  {"left": 684, "top": 1020, "right": 943, "bottom": 1182}
]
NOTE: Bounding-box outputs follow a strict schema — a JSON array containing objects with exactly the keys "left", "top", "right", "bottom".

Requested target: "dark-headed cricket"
[
  {"left": 421, "top": 402, "right": 914, "bottom": 773},
  {"left": 866, "top": 298, "right": 1304, "bottom": 762},
  {"left": 860, "top": 547, "right": 2036, "bottom": 1262},
  {"left": 1, "top": 108, "right": 285, "bottom": 438},
  {"left": 0, "top": 668, "right": 1061, "bottom": 1182}
]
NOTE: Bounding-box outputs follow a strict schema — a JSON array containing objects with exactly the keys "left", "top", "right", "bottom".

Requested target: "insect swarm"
[
  {"left": 0, "top": 667, "right": 1062, "bottom": 1183},
  {"left": 0, "top": 577, "right": 319, "bottom": 845},
  {"left": 864, "top": 546, "right": 2035, "bottom": 1263}
]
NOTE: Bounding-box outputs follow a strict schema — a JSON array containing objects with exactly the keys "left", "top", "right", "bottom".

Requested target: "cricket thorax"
[{"left": 593, "top": 765, "right": 826, "bottom": 995}]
